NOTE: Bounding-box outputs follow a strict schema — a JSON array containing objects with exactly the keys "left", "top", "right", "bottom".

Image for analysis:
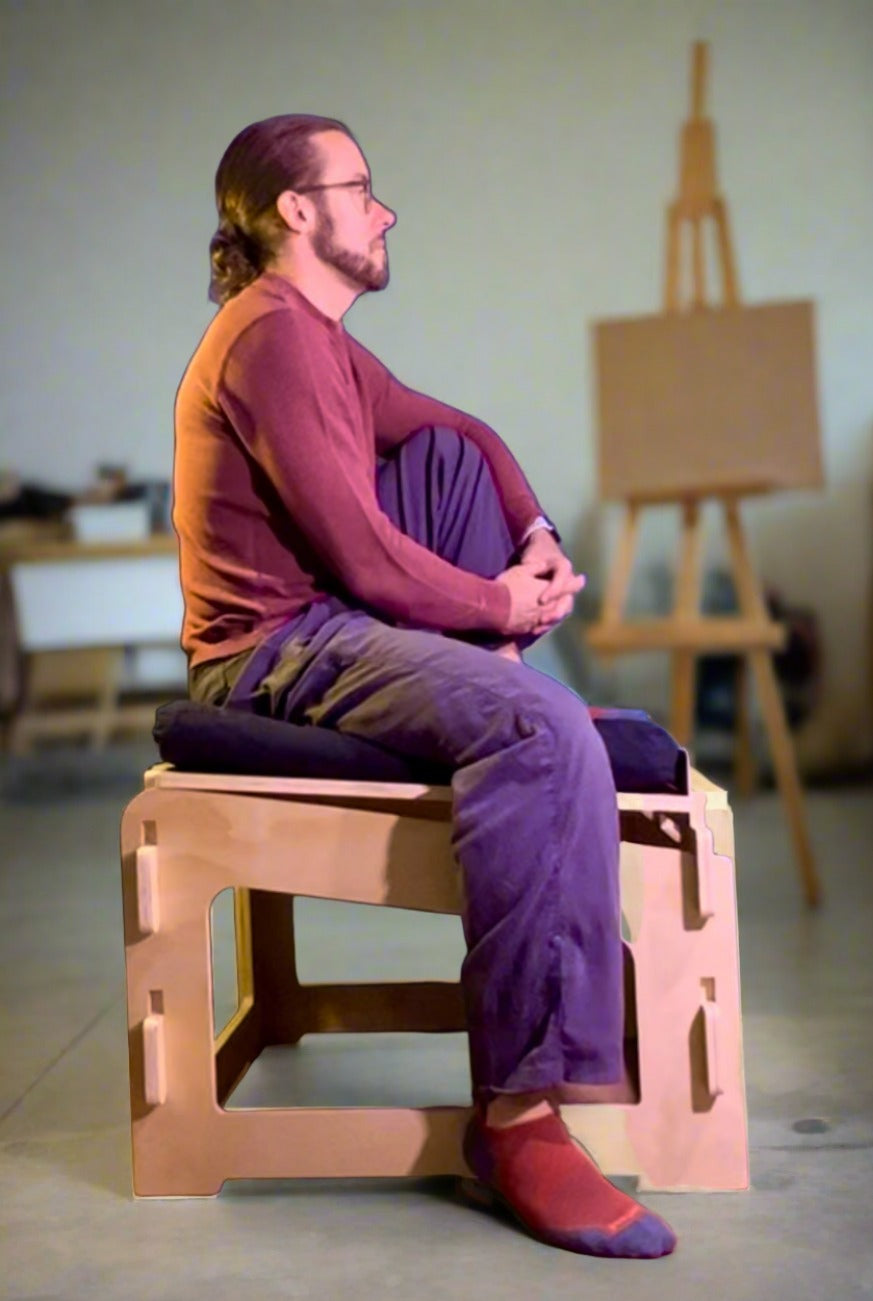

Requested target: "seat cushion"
[
  {"left": 153, "top": 700, "right": 449, "bottom": 783},
  {"left": 154, "top": 700, "right": 687, "bottom": 794}
]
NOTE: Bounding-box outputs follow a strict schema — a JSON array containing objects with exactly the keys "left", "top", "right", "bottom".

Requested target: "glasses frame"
[{"left": 295, "top": 179, "right": 374, "bottom": 212}]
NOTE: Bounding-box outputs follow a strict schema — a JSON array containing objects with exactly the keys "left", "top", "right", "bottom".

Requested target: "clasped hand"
[{"left": 497, "top": 530, "right": 586, "bottom": 637}]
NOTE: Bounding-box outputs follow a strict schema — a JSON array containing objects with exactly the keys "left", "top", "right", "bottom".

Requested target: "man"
[{"left": 173, "top": 114, "right": 676, "bottom": 1259}]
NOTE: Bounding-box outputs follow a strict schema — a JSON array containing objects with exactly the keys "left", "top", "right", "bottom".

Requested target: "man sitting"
[{"left": 173, "top": 113, "right": 676, "bottom": 1260}]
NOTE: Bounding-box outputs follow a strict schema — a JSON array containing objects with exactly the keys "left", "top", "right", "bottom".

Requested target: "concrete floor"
[{"left": 1, "top": 740, "right": 872, "bottom": 1301}]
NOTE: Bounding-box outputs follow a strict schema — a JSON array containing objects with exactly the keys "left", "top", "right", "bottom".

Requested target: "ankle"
[{"left": 485, "top": 1093, "right": 555, "bottom": 1129}]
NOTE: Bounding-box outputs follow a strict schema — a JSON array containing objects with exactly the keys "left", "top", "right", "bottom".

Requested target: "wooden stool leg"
[
  {"left": 748, "top": 648, "right": 821, "bottom": 908},
  {"left": 248, "top": 889, "right": 308, "bottom": 1044},
  {"left": 214, "top": 888, "right": 264, "bottom": 1106}
]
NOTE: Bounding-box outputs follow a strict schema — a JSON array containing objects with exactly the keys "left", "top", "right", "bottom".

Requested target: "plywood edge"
[
  {"left": 142, "top": 763, "right": 453, "bottom": 803},
  {"left": 145, "top": 765, "right": 723, "bottom": 810}
]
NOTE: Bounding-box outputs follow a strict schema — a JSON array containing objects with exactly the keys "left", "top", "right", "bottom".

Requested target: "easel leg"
[
  {"left": 723, "top": 499, "right": 820, "bottom": 905},
  {"left": 601, "top": 505, "right": 640, "bottom": 624},
  {"left": 733, "top": 657, "right": 757, "bottom": 795},
  {"left": 669, "top": 500, "right": 703, "bottom": 751},
  {"left": 670, "top": 650, "right": 697, "bottom": 752},
  {"left": 748, "top": 648, "right": 821, "bottom": 908}
]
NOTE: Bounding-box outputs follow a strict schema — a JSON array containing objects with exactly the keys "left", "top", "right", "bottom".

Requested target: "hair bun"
[{"left": 208, "top": 219, "right": 261, "bottom": 305}]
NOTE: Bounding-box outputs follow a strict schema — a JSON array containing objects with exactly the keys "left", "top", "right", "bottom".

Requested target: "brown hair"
[{"left": 208, "top": 114, "right": 356, "bottom": 305}]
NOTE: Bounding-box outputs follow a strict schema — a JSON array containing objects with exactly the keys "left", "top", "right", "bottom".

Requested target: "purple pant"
[{"left": 224, "top": 426, "right": 623, "bottom": 1097}]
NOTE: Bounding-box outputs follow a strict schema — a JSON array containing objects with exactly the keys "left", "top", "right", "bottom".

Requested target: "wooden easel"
[{"left": 587, "top": 41, "right": 821, "bottom": 908}]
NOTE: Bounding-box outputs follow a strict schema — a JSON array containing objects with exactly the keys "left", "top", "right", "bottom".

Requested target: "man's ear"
[{"left": 276, "top": 190, "right": 310, "bottom": 234}]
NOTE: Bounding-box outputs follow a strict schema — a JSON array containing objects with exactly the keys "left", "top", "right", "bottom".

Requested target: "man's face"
[{"left": 308, "top": 131, "right": 396, "bottom": 293}]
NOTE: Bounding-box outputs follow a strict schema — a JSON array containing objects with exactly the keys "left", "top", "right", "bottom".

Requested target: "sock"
[{"left": 463, "top": 1109, "right": 677, "bottom": 1259}]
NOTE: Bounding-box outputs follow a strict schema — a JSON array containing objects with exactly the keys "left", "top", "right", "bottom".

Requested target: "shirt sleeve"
[
  {"left": 354, "top": 339, "right": 550, "bottom": 546},
  {"left": 217, "top": 310, "right": 512, "bottom": 635}
]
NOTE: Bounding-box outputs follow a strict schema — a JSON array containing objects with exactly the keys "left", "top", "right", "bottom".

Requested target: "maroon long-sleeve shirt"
[{"left": 174, "top": 272, "right": 545, "bottom": 666}]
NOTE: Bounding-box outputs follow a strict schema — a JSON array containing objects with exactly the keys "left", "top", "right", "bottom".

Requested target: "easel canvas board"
[{"left": 593, "top": 301, "right": 822, "bottom": 500}]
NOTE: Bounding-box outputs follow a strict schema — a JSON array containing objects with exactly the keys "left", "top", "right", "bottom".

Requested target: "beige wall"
[{"left": 2, "top": 0, "right": 871, "bottom": 760}]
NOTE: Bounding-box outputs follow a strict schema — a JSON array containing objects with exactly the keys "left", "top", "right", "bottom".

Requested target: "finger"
[
  {"left": 538, "top": 565, "right": 571, "bottom": 601},
  {"left": 533, "top": 598, "right": 573, "bottom": 632},
  {"left": 524, "top": 560, "right": 557, "bottom": 582},
  {"left": 539, "top": 575, "right": 567, "bottom": 602},
  {"left": 548, "top": 592, "right": 575, "bottom": 620},
  {"left": 539, "top": 573, "right": 582, "bottom": 605}
]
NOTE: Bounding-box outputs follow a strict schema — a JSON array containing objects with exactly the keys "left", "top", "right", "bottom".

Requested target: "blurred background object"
[{"left": 0, "top": 465, "right": 181, "bottom": 752}]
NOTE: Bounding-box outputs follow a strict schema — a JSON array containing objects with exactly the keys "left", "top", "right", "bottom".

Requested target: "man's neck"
[{"left": 267, "top": 254, "right": 361, "bottom": 323}]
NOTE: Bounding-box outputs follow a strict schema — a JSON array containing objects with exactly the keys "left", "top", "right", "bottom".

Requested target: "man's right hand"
[{"left": 496, "top": 564, "right": 585, "bottom": 636}]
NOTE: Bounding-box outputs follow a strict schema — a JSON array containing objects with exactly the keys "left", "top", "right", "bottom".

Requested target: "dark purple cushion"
[
  {"left": 153, "top": 700, "right": 449, "bottom": 783},
  {"left": 153, "top": 700, "right": 687, "bottom": 794}
]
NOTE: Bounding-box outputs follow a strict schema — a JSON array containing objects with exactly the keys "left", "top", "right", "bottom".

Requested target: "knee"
[
  {"left": 517, "top": 679, "right": 611, "bottom": 777},
  {"left": 407, "top": 424, "right": 482, "bottom": 473},
  {"left": 419, "top": 424, "right": 464, "bottom": 450}
]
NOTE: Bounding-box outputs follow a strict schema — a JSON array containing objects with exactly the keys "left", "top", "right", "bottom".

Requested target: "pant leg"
[
  {"left": 251, "top": 424, "right": 623, "bottom": 1094},
  {"left": 376, "top": 425, "right": 516, "bottom": 579},
  {"left": 376, "top": 424, "right": 539, "bottom": 650},
  {"left": 262, "top": 612, "right": 623, "bottom": 1095}
]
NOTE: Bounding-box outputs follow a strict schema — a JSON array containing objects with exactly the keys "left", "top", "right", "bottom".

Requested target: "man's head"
[{"left": 209, "top": 115, "right": 396, "bottom": 308}]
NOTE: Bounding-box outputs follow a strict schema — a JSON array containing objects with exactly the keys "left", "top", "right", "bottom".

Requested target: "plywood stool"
[{"left": 120, "top": 764, "right": 748, "bottom": 1197}]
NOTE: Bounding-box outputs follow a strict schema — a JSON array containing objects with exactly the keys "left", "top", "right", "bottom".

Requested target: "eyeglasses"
[{"left": 295, "top": 179, "right": 375, "bottom": 213}]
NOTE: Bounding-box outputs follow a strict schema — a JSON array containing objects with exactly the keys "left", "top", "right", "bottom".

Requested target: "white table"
[{"left": 3, "top": 536, "right": 186, "bottom": 750}]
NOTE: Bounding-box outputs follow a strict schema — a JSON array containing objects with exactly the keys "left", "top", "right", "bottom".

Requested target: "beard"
[{"left": 311, "top": 203, "right": 389, "bottom": 292}]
